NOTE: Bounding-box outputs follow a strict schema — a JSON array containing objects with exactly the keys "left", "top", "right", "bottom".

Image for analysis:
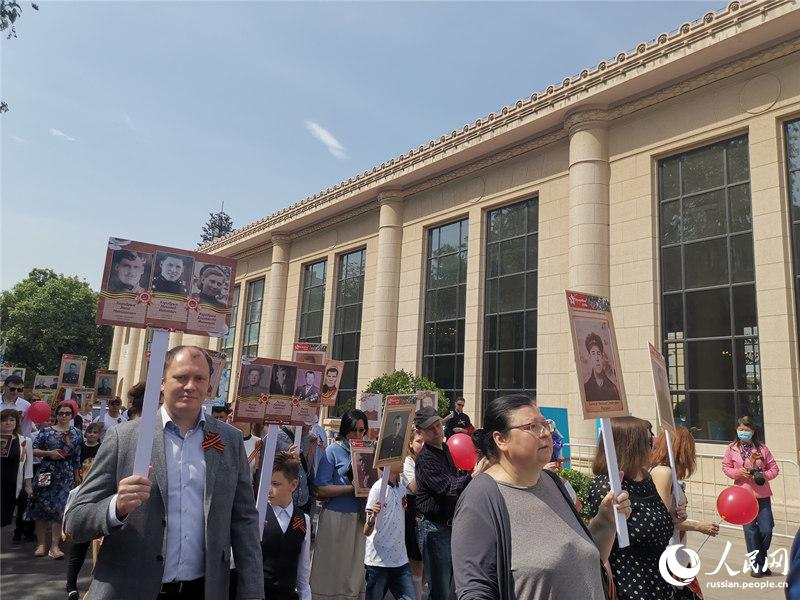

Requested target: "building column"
[
  {"left": 262, "top": 235, "right": 291, "bottom": 359},
  {"left": 372, "top": 191, "right": 404, "bottom": 379},
  {"left": 108, "top": 327, "right": 124, "bottom": 371},
  {"left": 567, "top": 111, "right": 611, "bottom": 443},
  {"left": 119, "top": 327, "right": 142, "bottom": 400}
]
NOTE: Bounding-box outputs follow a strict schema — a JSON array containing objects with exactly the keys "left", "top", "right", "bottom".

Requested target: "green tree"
[
  {"left": 200, "top": 203, "right": 234, "bottom": 245},
  {"left": 1, "top": 0, "right": 38, "bottom": 114},
  {"left": 363, "top": 369, "right": 448, "bottom": 415},
  {"left": 0, "top": 268, "right": 113, "bottom": 387}
]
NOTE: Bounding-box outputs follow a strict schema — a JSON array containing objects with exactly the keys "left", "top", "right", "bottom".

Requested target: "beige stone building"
[{"left": 111, "top": 0, "right": 800, "bottom": 470}]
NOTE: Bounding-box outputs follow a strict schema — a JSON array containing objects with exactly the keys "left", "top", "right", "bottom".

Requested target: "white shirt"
[
  {"left": 93, "top": 411, "right": 128, "bottom": 438},
  {"left": 365, "top": 479, "right": 408, "bottom": 568},
  {"left": 1, "top": 396, "right": 33, "bottom": 436},
  {"left": 269, "top": 501, "right": 312, "bottom": 600},
  {"left": 242, "top": 434, "right": 260, "bottom": 479},
  {"left": 401, "top": 455, "right": 415, "bottom": 489}
]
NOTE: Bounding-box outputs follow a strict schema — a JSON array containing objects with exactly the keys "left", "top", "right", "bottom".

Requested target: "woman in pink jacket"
[{"left": 721, "top": 416, "right": 780, "bottom": 577}]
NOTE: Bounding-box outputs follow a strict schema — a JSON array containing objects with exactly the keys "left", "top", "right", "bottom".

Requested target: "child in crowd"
[
  {"left": 80, "top": 422, "right": 102, "bottom": 463},
  {"left": 364, "top": 463, "right": 415, "bottom": 600}
]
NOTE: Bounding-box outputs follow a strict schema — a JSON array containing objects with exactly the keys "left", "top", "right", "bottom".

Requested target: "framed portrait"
[
  {"left": 351, "top": 441, "right": 379, "bottom": 498},
  {"left": 74, "top": 388, "right": 95, "bottom": 409},
  {"left": 206, "top": 350, "right": 227, "bottom": 399},
  {"left": 293, "top": 368, "right": 322, "bottom": 404},
  {"left": 359, "top": 393, "right": 384, "bottom": 441},
  {"left": 415, "top": 390, "right": 437, "bottom": 412},
  {"left": 648, "top": 343, "right": 676, "bottom": 435},
  {"left": 0, "top": 366, "right": 27, "bottom": 383},
  {"left": 320, "top": 360, "right": 344, "bottom": 407},
  {"left": 566, "top": 291, "right": 629, "bottom": 419},
  {"left": 0, "top": 434, "right": 11, "bottom": 458},
  {"left": 269, "top": 362, "right": 298, "bottom": 397},
  {"left": 374, "top": 401, "right": 415, "bottom": 468},
  {"left": 97, "top": 238, "right": 236, "bottom": 336},
  {"left": 33, "top": 375, "right": 59, "bottom": 391},
  {"left": 292, "top": 342, "right": 328, "bottom": 366},
  {"left": 94, "top": 370, "right": 118, "bottom": 400},
  {"left": 58, "top": 354, "right": 88, "bottom": 388}
]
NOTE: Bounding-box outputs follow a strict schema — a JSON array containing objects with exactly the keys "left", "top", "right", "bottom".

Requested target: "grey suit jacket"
[{"left": 65, "top": 413, "right": 264, "bottom": 600}]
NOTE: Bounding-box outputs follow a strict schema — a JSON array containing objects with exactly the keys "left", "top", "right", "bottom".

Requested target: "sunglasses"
[
  {"left": 6, "top": 387, "right": 24, "bottom": 393},
  {"left": 352, "top": 427, "right": 367, "bottom": 434},
  {"left": 56, "top": 411, "right": 73, "bottom": 417}
]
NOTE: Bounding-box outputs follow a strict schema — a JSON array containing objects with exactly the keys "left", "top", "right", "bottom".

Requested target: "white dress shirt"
[
  {"left": 108, "top": 407, "right": 207, "bottom": 583},
  {"left": 269, "top": 501, "right": 312, "bottom": 600}
]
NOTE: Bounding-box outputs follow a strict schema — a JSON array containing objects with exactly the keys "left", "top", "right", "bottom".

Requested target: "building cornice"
[{"left": 202, "top": 0, "right": 798, "bottom": 255}]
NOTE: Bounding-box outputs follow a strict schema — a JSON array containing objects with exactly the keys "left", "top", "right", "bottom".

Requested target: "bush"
[
  {"left": 364, "top": 370, "right": 449, "bottom": 415},
  {"left": 560, "top": 468, "right": 594, "bottom": 522}
]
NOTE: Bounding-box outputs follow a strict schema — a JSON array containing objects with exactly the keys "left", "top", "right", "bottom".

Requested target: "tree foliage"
[
  {"left": 0, "top": 268, "right": 113, "bottom": 387},
  {"left": 200, "top": 206, "right": 234, "bottom": 245},
  {"left": 1, "top": 0, "right": 38, "bottom": 114},
  {"left": 364, "top": 369, "right": 448, "bottom": 415}
]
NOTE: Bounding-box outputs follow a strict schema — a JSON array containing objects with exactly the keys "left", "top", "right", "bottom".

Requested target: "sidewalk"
[
  {"left": 0, "top": 525, "right": 93, "bottom": 600},
  {"left": 693, "top": 526, "right": 793, "bottom": 600}
]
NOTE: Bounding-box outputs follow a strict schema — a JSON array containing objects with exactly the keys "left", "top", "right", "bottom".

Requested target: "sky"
[{"left": 1, "top": 0, "right": 725, "bottom": 291}]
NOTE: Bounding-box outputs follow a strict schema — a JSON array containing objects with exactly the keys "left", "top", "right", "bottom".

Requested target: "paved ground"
[{"left": 1, "top": 522, "right": 795, "bottom": 599}]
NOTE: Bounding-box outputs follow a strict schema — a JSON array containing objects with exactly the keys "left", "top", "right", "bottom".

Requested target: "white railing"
[{"left": 563, "top": 443, "right": 800, "bottom": 540}]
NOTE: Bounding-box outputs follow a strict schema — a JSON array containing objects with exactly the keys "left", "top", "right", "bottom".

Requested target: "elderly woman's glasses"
[
  {"left": 508, "top": 419, "right": 555, "bottom": 436},
  {"left": 56, "top": 411, "right": 73, "bottom": 417}
]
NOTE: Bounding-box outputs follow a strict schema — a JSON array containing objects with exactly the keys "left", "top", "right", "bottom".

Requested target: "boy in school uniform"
[{"left": 363, "top": 463, "right": 415, "bottom": 600}]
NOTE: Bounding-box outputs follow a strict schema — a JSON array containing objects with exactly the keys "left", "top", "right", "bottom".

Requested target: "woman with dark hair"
[
  {"left": 452, "top": 395, "right": 630, "bottom": 600},
  {"left": 722, "top": 416, "right": 780, "bottom": 577},
  {"left": 1, "top": 409, "right": 33, "bottom": 527},
  {"left": 587, "top": 416, "right": 677, "bottom": 599},
  {"left": 311, "top": 408, "right": 369, "bottom": 600},
  {"left": 27, "top": 400, "right": 83, "bottom": 559}
]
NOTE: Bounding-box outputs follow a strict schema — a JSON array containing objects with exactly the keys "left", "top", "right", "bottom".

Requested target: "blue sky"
[{"left": 1, "top": 0, "right": 723, "bottom": 290}]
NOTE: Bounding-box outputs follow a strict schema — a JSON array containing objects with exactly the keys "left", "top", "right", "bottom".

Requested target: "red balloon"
[
  {"left": 716, "top": 485, "right": 759, "bottom": 525},
  {"left": 28, "top": 401, "right": 53, "bottom": 425},
  {"left": 447, "top": 433, "right": 477, "bottom": 471}
]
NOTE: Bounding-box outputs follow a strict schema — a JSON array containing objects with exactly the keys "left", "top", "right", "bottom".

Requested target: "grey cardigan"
[{"left": 452, "top": 471, "right": 610, "bottom": 600}]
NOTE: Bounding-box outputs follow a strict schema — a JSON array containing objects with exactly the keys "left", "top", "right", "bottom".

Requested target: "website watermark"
[{"left": 659, "top": 541, "right": 789, "bottom": 591}]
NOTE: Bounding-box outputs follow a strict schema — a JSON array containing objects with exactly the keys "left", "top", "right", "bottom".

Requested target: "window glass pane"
[
  {"left": 307, "top": 286, "right": 324, "bottom": 311},
  {"left": 682, "top": 144, "right": 724, "bottom": 194},
  {"left": 525, "top": 310, "right": 537, "bottom": 348},
  {"left": 728, "top": 185, "right": 752, "bottom": 233},
  {"left": 437, "top": 253, "right": 462, "bottom": 287},
  {"left": 526, "top": 234, "right": 538, "bottom": 269},
  {"left": 498, "top": 274, "right": 524, "bottom": 312},
  {"left": 682, "top": 190, "right": 726, "bottom": 241},
  {"left": 434, "top": 321, "right": 457, "bottom": 355},
  {"left": 787, "top": 120, "right": 800, "bottom": 170},
  {"left": 486, "top": 244, "right": 499, "bottom": 278},
  {"left": 525, "top": 351, "right": 537, "bottom": 389},
  {"left": 686, "top": 340, "right": 733, "bottom": 389},
  {"left": 488, "top": 203, "right": 526, "bottom": 242},
  {"left": 790, "top": 171, "right": 800, "bottom": 221},
  {"left": 499, "top": 238, "right": 525, "bottom": 275},
  {"left": 485, "top": 279, "right": 497, "bottom": 315},
  {"left": 689, "top": 391, "right": 736, "bottom": 442},
  {"left": 437, "top": 222, "right": 461, "bottom": 255},
  {"left": 731, "top": 233, "right": 755, "bottom": 283},
  {"left": 727, "top": 137, "right": 750, "bottom": 184},
  {"left": 661, "top": 158, "right": 680, "bottom": 199},
  {"left": 733, "top": 285, "right": 758, "bottom": 336},
  {"left": 527, "top": 202, "right": 539, "bottom": 233},
  {"left": 735, "top": 338, "right": 761, "bottom": 390},
  {"left": 660, "top": 201, "right": 680, "bottom": 244},
  {"left": 526, "top": 272, "right": 538, "bottom": 309},
  {"left": 685, "top": 288, "right": 731, "bottom": 338},
  {"left": 684, "top": 238, "right": 728, "bottom": 288},
  {"left": 484, "top": 316, "right": 497, "bottom": 351},
  {"left": 663, "top": 294, "right": 683, "bottom": 340},
  {"left": 736, "top": 393, "right": 764, "bottom": 431},
  {"left": 498, "top": 313, "right": 524, "bottom": 350},
  {"left": 433, "top": 356, "right": 455, "bottom": 389},
  {"left": 661, "top": 247, "right": 682, "bottom": 292},
  {"left": 497, "top": 352, "right": 524, "bottom": 389}
]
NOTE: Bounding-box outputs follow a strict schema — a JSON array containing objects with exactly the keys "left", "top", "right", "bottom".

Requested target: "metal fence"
[{"left": 563, "top": 443, "right": 800, "bottom": 540}]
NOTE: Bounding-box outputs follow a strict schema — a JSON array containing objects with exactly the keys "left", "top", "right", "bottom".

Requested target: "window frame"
[{"left": 298, "top": 259, "right": 328, "bottom": 344}]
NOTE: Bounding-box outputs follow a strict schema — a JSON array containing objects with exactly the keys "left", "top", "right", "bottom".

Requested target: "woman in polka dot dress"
[{"left": 587, "top": 417, "right": 679, "bottom": 600}]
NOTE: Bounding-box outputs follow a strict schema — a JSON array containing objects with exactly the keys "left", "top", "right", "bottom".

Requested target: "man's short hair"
[
  {"left": 585, "top": 332, "right": 604, "bottom": 354},
  {"left": 211, "top": 405, "right": 231, "bottom": 415},
  {"left": 159, "top": 253, "right": 183, "bottom": 265},
  {"left": 115, "top": 250, "right": 146, "bottom": 266},
  {"left": 4, "top": 374, "right": 23, "bottom": 387},
  {"left": 248, "top": 367, "right": 261, "bottom": 376},
  {"left": 85, "top": 422, "right": 103, "bottom": 435},
  {"left": 199, "top": 264, "right": 224, "bottom": 280},
  {"left": 128, "top": 382, "right": 146, "bottom": 402},
  {"left": 272, "top": 451, "right": 300, "bottom": 481},
  {"left": 163, "top": 346, "right": 213, "bottom": 378},
  {"left": 325, "top": 366, "right": 339, "bottom": 376},
  {"left": 305, "top": 370, "right": 314, "bottom": 376}
]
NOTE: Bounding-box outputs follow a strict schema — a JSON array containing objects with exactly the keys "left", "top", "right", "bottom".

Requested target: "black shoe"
[
  {"left": 67, "top": 591, "right": 79, "bottom": 600},
  {"left": 762, "top": 568, "right": 772, "bottom": 577},
  {"left": 750, "top": 570, "right": 762, "bottom": 578},
  {"left": 11, "top": 530, "right": 21, "bottom": 543}
]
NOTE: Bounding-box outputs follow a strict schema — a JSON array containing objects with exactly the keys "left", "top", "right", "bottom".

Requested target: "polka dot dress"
[{"left": 587, "top": 474, "right": 674, "bottom": 600}]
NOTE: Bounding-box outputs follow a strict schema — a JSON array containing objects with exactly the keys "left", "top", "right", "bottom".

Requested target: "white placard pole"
[
  {"left": 98, "top": 399, "right": 108, "bottom": 422},
  {"left": 256, "top": 423, "right": 280, "bottom": 532},
  {"left": 375, "top": 466, "right": 392, "bottom": 528},
  {"left": 294, "top": 425, "right": 303, "bottom": 448},
  {"left": 64, "top": 387, "right": 73, "bottom": 401},
  {"left": 665, "top": 429, "right": 683, "bottom": 545},
  {"left": 131, "top": 329, "right": 169, "bottom": 477},
  {"left": 600, "top": 417, "right": 630, "bottom": 548}
]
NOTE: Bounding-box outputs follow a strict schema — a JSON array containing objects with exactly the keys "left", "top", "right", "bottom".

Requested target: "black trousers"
[
  {"left": 66, "top": 541, "right": 91, "bottom": 592},
  {"left": 14, "top": 489, "right": 34, "bottom": 536},
  {"left": 157, "top": 578, "right": 205, "bottom": 599}
]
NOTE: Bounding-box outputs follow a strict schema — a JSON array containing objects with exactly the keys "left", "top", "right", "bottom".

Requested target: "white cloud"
[
  {"left": 305, "top": 120, "right": 346, "bottom": 160},
  {"left": 121, "top": 114, "right": 135, "bottom": 130},
  {"left": 48, "top": 127, "right": 76, "bottom": 142},
  {"left": 10, "top": 135, "right": 26, "bottom": 143}
]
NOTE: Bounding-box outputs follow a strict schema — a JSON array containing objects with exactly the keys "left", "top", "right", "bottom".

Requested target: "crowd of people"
[{"left": 1, "top": 349, "right": 799, "bottom": 600}]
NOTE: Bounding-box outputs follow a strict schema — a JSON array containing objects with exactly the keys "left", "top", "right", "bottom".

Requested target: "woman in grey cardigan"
[{"left": 452, "top": 395, "right": 631, "bottom": 600}]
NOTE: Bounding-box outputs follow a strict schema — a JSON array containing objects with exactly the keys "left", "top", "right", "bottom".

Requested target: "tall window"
[
  {"left": 483, "top": 198, "right": 538, "bottom": 409},
  {"left": 241, "top": 278, "right": 264, "bottom": 358},
  {"left": 423, "top": 219, "right": 468, "bottom": 408},
  {"left": 298, "top": 260, "right": 327, "bottom": 344},
  {"left": 658, "top": 135, "right": 762, "bottom": 442},
  {"left": 219, "top": 285, "right": 240, "bottom": 400},
  {"left": 331, "top": 249, "right": 366, "bottom": 417},
  {"left": 785, "top": 119, "right": 800, "bottom": 352}
]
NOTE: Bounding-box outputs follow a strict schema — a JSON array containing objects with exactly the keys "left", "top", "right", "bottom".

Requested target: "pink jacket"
[{"left": 721, "top": 441, "right": 780, "bottom": 498}]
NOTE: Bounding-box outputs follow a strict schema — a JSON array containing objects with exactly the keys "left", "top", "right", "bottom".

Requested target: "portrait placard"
[
  {"left": 73, "top": 388, "right": 95, "bottom": 410},
  {"left": 206, "top": 350, "right": 227, "bottom": 400},
  {"left": 0, "top": 366, "right": 27, "bottom": 383},
  {"left": 374, "top": 401, "right": 415, "bottom": 468},
  {"left": 320, "top": 360, "right": 344, "bottom": 407},
  {"left": 292, "top": 343, "right": 327, "bottom": 365},
  {"left": 33, "top": 375, "right": 59, "bottom": 391},
  {"left": 0, "top": 434, "right": 11, "bottom": 458},
  {"left": 97, "top": 238, "right": 237, "bottom": 336},
  {"left": 233, "top": 357, "right": 325, "bottom": 426},
  {"left": 94, "top": 370, "right": 118, "bottom": 400},
  {"left": 648, "top": 343, "right": 675, "bottom": 436},
  {"left": 415, "top": 390, "right": 437, "bottom": 412},
  {"left": 58, "top": 355, "right": 88, "bottom": 388},
  {"left": 359, "top": 393, "right": 384, "bottom": 441},
  {"left": 566, "top": 291, "right": 628, "bottom": 419},
  {"left": 351, "top": 440, "right": 379, "bottom": 498}
]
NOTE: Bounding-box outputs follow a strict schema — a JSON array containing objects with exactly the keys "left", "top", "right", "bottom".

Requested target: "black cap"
[{"left": 414, "top": 406, "right": 440, "bottom": 430}]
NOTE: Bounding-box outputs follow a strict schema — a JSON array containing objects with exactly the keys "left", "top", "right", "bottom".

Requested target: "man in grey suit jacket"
[{"left": 65, "top": 345, "right": 264, "bottom": 600}]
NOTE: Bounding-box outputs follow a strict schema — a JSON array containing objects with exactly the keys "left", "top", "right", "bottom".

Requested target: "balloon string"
[{"left": 694, "top": 518, "right": 724, "bottom": 554}]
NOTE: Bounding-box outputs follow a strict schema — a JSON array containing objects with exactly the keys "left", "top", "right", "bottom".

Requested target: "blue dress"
[{"left": 26, "top": 426, "right": 83, "bottom": 522}]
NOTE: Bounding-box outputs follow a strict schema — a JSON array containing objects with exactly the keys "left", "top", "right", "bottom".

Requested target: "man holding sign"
[{"left": 65, "top": 346, "right": 263, "bottom": 600}]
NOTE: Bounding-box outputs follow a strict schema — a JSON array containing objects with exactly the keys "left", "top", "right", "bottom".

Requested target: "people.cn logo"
[{"left": 659, "top": 544, "right": 701, "bottom": 587}]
